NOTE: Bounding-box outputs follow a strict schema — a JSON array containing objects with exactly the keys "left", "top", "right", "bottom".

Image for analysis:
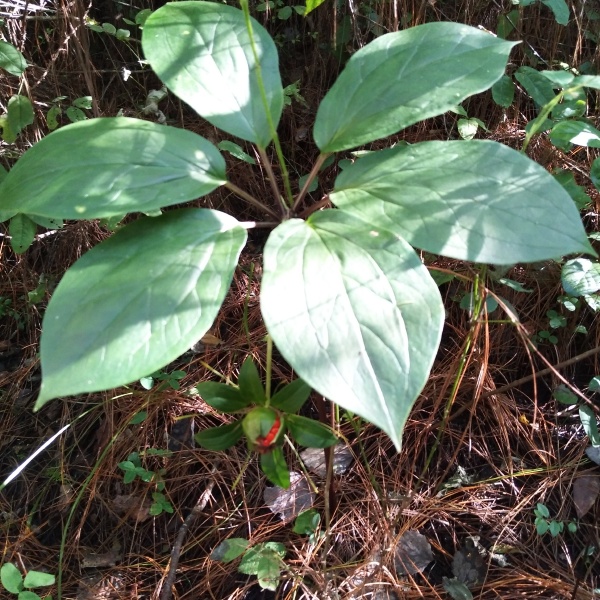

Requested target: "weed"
[{"left": 0, "top": 562, "right": 55, "bottom": 600}]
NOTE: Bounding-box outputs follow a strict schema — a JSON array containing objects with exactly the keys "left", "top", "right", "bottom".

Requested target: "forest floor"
[{"left": 1, "top": 0, "right": 600, "bottom": 598}]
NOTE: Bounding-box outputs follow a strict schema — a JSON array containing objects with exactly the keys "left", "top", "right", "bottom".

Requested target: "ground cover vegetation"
[{"left": 0, "top": 0, "right": 600, "bottom": 598}]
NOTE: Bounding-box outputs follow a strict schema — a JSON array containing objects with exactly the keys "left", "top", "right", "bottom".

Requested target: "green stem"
[
  {"left": 238, "top": 0, "right": 294, "bottom": 208},
  {"left": 521, "top": 90, "right": 564, "bottom": 153},
  {"left": 265, "top": 334, "right": 273, "bottom": 402},
  {"left": 258, "top": 146, "right": 289, "bottom": 217},
  {"left": 292, "top": 153, "right": 330, "bottom": 214},
  {"left": 225, "top": 181, "right": 280, "bottom": 220},
  {"left": 420, "top": 270, "right": 486, "bottom": 479}
]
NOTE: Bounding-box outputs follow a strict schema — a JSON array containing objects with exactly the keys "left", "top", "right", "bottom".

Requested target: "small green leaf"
[
  {"left": 278, "top": 6, "right": 292, "bottom": 19},
  {"left": 0, "top": 117, "right": 227, "bottom": 220},
  {"left": 0, "top": 40, "right": 28, "bottom": 76},
  {"left": 536, "top": 519, "right": 549, "bottom": 535},
  {"left": 589, "top": 376, "right": 600, "bottom": 392},
  {"left": 23, "top": 571, "right": 56, "bottom": 588},
  {"left": 579, "top": 405, "right": 600, "bottom": 446},
  {"left": 541, "top": 0, "right": 569, "bottom": 25},
  {"left": 46, "top": 105, "right": 61, "bottom": 130},
  {"left": 286, "top": 414, "right": 337, "bottom": 447},
  {"left": 260, "top": 448, "right": 290, "bottom": 488},
  {"left": 550, "top": 120, "right": 600, "bottom": 149},
  {"left": 314, "top": 22, "right": 517, "bottom": 152},
  {"left": 270, "top": 378, "right": 311, "bottom": 412},
  {"left": 35, "top": 209, "right": 246, "bottom": 407},
  {"left": 195, "top": 382, "right": 250, "bottom": 412},
  {"left": 217, "top": 140, "right": 256, "bottom": 164},
  {"left": 1, "top": 563, "right": 24, "bottom": 594},
  {"left": 72, "top": 96, "right": 93, "bottom": 109},
  {"left": 9, "top": 213, "right": 37, "bottom": 254},
  {"left": 238, "top": 358, "right": 266, "bottom": 405},
  {"left": 536, "top": 503, "right": 550, "bottom": 518},
  {"left": 293, "top": 508, "right": 320, "bottom": 535},
  {"left": 497, "top": 278, "right": 532, "bottom": 293},
  {"left": 142, "top": 2, "right": 283, "bottom": 148},
  {"left": 492, "top": 74, "right": 515, "bottom": 107},
  {"left": 7, "top": 95, "right": 34, "bottom": 135},
  {"left": 210, "top": 538, "right": 249, "bottom": 562},
  {"left": 562, "top": 258, "right": 600, "bottom": 296},
  {"left": 545, "top": 383, "right": 578, "bottom": 406},
  {"left": 298, "top": 173, "right": 318, "bottom": 193},
  {"left": 65, "top": 106, "right": 87, "bottom": 123},
  {"left": 553, "top": 169, "right": 590, "bottom": 210},
  {"left": 194, "top": 421, "right": 244, "bottom": 451},
  {"left": 457, "top": 118, "right": 480, "bottom": 140},
  {"left": 515, "top": 66, "right": 557, "bottom": 107},
  {"left": 129, "top": 411, "right": 147, "bottom": 424},
  {"left": 443, "top": 577, "right": 474, "bottom": 600},
  {"left": 102, "top": 22, "right": 117, "bottom": 34},
  {"left": 304, "top": 0, "right": 328, "bottom": 15},
  {"left": 549, "top": 520, "right": 564, "bottom": 536}
]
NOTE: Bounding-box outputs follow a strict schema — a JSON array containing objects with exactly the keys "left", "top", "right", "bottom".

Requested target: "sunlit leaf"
[
  {"left": 314, "top": 23, "right": 517, "bottom": 152},
  {"left": 143, "top": 2, "right": 283, "bottom": 147},
  {"left": 331, "top": 140, "right": 594, "bottom": 263},
  {"left": 35, "top": 209, "right": 246, "bottom": 407},
  {"left": 0, "top": 118, "right": 226, "bottom": 219},
  {"left": 262, "top": 211, "right": 444, "bottom": 450}
]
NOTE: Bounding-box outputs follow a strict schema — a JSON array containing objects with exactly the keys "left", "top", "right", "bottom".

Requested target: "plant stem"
[
  {"left": 224, "top": 181, "right": 280, "bottom": 219},
  {"left": 292, "top": 153, "right": 329, "bottom": 214},
  {"left": 265, "top": 334, "right": 273, "bottom": 402},
  {"left": 298, "top": 195, "right": 331, "bottom": 219},
  {"left": 238, "top": 0, "right": 294, "bottom": 208},
  {"left": 420, "top": 270, "right": 485, "bottom": 479},
  {"left": 521, "top": 90, "right": 564, "bottom": 153},
  {"left": 258, "top": 146, "right": 289, "bottom": 217}
]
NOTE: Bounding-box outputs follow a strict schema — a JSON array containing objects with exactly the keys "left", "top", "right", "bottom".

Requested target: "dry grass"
[{"left": 2, "top": 0, "right": 600, "bottom": 598}]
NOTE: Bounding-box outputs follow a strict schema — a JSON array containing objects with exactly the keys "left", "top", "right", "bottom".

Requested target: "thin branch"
[
  {"left": 258, "top": 147, "right": 288, "bottom": 217},
  {"left": 158, "top": 463, "right": 219, "bottom": 600},
  {"left": 225, "top": 181, "right": 280, "bottom": 220},
  {"left": 292, "top": 153, "right": 329, "bottom": 214}
]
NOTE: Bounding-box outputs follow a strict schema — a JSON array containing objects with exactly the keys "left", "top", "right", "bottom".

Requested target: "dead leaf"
[
  {"left": 452, "top": 538, "right": 486, "bottom": 586},
  {"left": 393, "top": 530, "right": 433, "bottom": 575},
  {"left": 300, "top": 443, "right": 353, "bottom": 478},
  {"left": 263, "top": 471, "right": 314, "bottom": 522},
  {"left": 585, "top": 446, "right": 600, "bottom": 466},
  {"left": 573, "top": 473, "right": 600, "bottom": 518}
]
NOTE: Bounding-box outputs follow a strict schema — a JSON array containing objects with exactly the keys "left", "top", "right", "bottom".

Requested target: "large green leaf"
[
  {"left": 331, "top": 140, "right": 594, "bottom": 263},
  {"left": 261, "top": 211, "right": 444, "bottom": 450},
  {"left": 35, "top": 208, "right": 246, "bottom": 408},
  {"left": 0, "top": 117, "right": 226, "bottom": 220},
  {"left": 142, "top": 2, "right": 283, "bottom": 148},
  {"left": 313, "top": 23, "right": 517, "bottom": 153}
]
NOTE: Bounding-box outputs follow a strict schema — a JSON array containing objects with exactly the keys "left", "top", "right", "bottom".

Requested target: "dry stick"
[
  {"left": 479, "top": 345, "right": 600, "bottom": 415},
  {"left": 158, "top": 463, "right": 220, "bottom": 600}
]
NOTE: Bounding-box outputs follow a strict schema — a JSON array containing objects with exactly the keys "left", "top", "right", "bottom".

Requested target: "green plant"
[
  {"left": 210, "top": 538, "right": 286, "bottom": 591},
  {"left": 139, "top": 368, "right": 186, "bottom": 391},
  {"left": 534, "top": 502, "right": 577, "bottom": 537},
  {"left": 118, "top": 450, "right": 174, "bottom": 515},
  {"left": 0, "top": 296, "right": 25, "bottom": 329},
  {"left": 292, "top": 508, "right": 323, "bottom": 544},
  {"left": 46, "top": 96, "right": 92, "bottom": 130},
  {"left": 0, "top": 562, "right": 55, "bottom": 600},
  {"left": 0, "top": 2, "right": 594, "bottom": 455},
  {"left": 194, "top": 356, "right": 337, "bottom": 487}
]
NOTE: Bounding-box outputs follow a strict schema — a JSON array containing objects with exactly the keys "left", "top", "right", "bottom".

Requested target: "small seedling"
[
  {"left": 292, "top": 508, "right": 324, "bottom": 544},
  {"left": 210, "top": 538, "right": 286, "bottom": 591},
  {"left": 118, "top": 450, "right": 174, "bottom": 515},
  {"left": 139, "top": 369, "right": 186, "bottom": 391},
  {"left": 46, "top": 96, "right": 92, "bottom": 130},
  {"left": 534, "top": 503, "right": 577, "bottom": 537},
  {"left": 0, "top": 562, "right": 55, "bottom": 600}
]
